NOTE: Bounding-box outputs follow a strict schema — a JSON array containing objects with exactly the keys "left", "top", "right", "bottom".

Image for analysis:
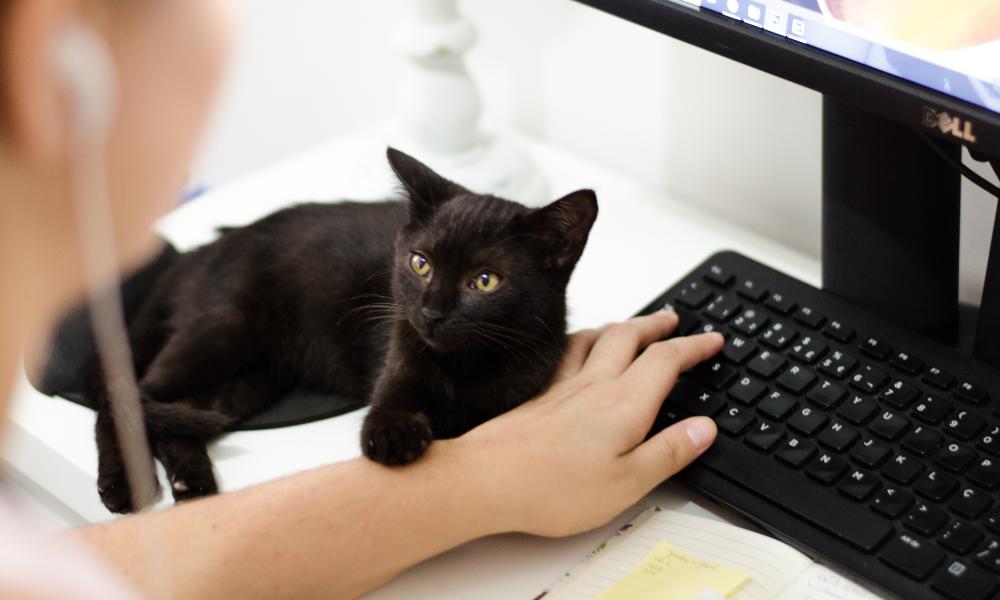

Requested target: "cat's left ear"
[
  {"left": 522, "top": 189, "right": 598, "bottom": 270},
  {"left": 387, "top": 147, "right": 469, "bottom": 224}
]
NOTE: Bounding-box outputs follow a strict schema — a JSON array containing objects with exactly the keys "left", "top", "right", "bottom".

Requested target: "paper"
[
  {"left": 774, "top": 564, "right": 882, "bottom": 600},
  {"left": 596, "top": 541, "right": 750, "bottom": 600}
]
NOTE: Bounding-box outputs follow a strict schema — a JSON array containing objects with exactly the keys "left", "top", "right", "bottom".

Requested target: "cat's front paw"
[
  {"left": 169, "top": 472, "right": 219, "bottom": 503},
  {"left": 361, "top": 410, "right": 434, "bottom": 466}
]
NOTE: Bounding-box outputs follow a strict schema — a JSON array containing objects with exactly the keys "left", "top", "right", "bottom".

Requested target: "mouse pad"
[{"left": 28, "top": 242, "right": 364, "bottom": 431}]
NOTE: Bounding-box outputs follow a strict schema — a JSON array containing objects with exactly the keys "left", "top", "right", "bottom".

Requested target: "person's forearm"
[{"left": 73, "top": 440, "right": 498, "bottom": 599}]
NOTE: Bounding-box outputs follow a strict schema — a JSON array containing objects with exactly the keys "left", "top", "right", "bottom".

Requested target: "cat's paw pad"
[
  {"left": 169, "top": 473, "right": 218, "bottom": 503},
  {"left": 362, "top": 411, "right": 434, "bottom": 466}
]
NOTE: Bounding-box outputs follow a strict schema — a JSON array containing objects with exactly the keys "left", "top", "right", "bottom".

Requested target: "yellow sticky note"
[{"left": 597, "top": 541, "right": 750, "bottom": 600}]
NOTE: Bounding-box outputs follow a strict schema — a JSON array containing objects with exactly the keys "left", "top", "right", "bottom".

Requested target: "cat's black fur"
[{"left": 88, "top": 148, "right": 597, "bottom": 513}]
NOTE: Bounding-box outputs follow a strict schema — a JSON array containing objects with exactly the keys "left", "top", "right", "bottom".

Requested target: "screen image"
[{"left": 682, "top": 0, "right": 1000, "bottom": 114}]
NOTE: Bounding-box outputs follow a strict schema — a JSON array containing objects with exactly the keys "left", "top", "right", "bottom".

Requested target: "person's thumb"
[{"left": 629, "top": 417, "right": 717, "bottom": 490}]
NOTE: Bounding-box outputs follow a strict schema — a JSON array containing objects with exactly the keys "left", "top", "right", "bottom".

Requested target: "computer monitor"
[{"left": 572, "top": 0, "right": 1000, "bottom": 362}]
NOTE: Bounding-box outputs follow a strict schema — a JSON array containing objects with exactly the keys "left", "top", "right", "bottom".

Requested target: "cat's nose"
[{"left": 421, "top": 308, "right": 444, "bottom": 332}]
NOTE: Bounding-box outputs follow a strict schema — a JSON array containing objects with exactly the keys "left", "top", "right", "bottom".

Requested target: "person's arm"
[{"left": 73, "top": 311, "right": 723, "bottom": 599}]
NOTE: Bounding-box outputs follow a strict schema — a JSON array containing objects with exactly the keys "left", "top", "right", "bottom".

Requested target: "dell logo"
[{"left": 923, "top": 107, "right": 977, "bottom": 143}]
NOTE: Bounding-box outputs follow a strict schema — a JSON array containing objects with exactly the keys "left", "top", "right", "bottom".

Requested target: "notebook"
[{"left": 538, "top": 507, "right": 883, "bottom": 600}]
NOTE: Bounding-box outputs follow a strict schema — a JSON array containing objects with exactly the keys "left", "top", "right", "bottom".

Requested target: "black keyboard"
[{"left": 640, "top": 251, "right": 1000, "bottom": 600}]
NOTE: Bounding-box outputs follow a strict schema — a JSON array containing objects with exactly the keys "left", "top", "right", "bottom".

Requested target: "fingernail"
[
  {"left": 658, "top": 304, "right": 676, "bottom": 315},
  {"left": 686, "top": 417, "right": 716, "bottom": 451}
]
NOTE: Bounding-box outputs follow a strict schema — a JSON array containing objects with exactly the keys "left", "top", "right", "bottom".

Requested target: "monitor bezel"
[{"left": 573, "top": 0, "right": 1000, "bottom": 159}]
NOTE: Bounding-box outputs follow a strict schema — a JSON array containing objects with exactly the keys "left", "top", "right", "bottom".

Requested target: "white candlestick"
[{"left": 390, "top": 0, "right": 548, "bottom": 205}]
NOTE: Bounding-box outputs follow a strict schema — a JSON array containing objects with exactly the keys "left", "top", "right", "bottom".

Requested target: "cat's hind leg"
[
  {"left": 95, "top": 410, "right": 160, "bottom": 514},
  {"left": 153, "top": 436, "right": 218, "bottom": 503}
]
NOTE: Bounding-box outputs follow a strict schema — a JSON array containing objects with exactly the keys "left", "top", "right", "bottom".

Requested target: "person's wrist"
[{"left": 431, "top": 434, "right": 514, "bottom": 538}]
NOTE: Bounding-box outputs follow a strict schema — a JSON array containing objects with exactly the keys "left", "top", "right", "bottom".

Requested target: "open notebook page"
[
  {"left": 546, "top": 510, "right": 812, "bottom": 600},
  {"left": 774, "top": 563, "right": 882, "bottom": 600}
]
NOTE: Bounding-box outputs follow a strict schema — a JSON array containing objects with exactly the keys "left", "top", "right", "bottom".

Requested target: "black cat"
[{"left": 88, "top": 148, "right": 598, "bottom": 513}]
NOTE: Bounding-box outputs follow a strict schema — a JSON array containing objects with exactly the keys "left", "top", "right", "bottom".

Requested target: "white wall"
[{"left": 195, "top": 0, "right": 997, "bottom": 305}]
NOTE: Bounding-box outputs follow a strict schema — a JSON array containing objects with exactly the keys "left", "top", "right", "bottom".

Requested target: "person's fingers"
[
  {"left": 555, "top": 327, "right": 604, "bottom": 380},
  {"left": 620, "top": 332, "right": 724, "bottom": 411},
  {"left": 628, "top": 416, "right": 717, "bottom": 490},
  {"left": 581, "top": 311, "right": 679, "bottom": 379}
]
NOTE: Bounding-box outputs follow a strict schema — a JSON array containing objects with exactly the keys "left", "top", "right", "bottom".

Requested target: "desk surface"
[{"left": 3, "top": 129, "right": 841, "bottom": 599}]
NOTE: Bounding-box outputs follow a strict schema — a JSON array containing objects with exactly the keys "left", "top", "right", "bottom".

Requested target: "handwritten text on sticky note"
[{"left": 597, "top": 541, "right": 750, "bottom": 600}]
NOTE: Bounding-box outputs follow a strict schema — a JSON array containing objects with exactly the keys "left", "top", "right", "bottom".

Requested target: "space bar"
[{"left": 697, "top": 436, "right": 893, "bottom": 552}]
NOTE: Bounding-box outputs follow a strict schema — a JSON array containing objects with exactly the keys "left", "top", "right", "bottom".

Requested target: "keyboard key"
[
  {"left": 756, "top": 391, "right": 796, "bottom": 421},
  {"left": 715, "top": 405, "right": 755, "bottom": 436},
  {"left": 934, "top": 442, "right": 976, "bottom": 473},
  {"left": 676, "top": 280, "right": 712, "bottom": 309},
  {"left": 849, "top": 364, "right": 888, "bottom": 394},
  {"left": 884, "top": 453, "right": 924, "bottom": 485},
  {"left": 806, "top": 452, "right": 849, "bottom": 484},
  {"left": 869, "top": 410, "right": 910, "bottom": 441},
  {"left": 978, "top": 425, "right": 1000, "bottom": 456},
  {"left": 747, "top": 350, "right": 786, "bottom": 379},
  {"left": 924, "top": 366, "right": 956, "bottom": 390},
  {"left": 950, "top": 487, "right": 993, "bottom": 519},
  {"left": 721, "top": 335, "right": 756, "bottom": 365},
  {"left": 704, "top": 294, "right": 741, "bottom": 322},
  {"left": 823, "top": 320, "right": 855, "bottom": 343},
  {"left": 776, "top": 365, "right": 816, "bottom": 394},
  {"left": 744, "top": 421, "right": 784, "bottom": 452},
  {"left": 838, "top": 469, "right": 880, "bottom": 501},
  {"left": 817, "top": 421, "right": 859, "bottom": 452},
  {"left": 904, "top": 501, "right": 949, "bottom": 535},
  {"left": 880, "top": 532, "right": 944, "bottom": 580},
  {"left": 901, "top": 426, "right": 942, "bottom": 457},
  {"left": 727, "top": 376, "right": 767, "bottom": 406},
  {"left": 670, "top": 306, "right": 702, "bottom": 335},
  {"left": 736, "top": 279, "right": 767, "bottom": 302},
  {"left": 793, "top": 305, "right": 825, "bottom": 329},
  {"left": 700, "top": 435, "right": 891, "bottom": 551},
  {"left": 872, "top": 486, "right": 913, "bottom": 518},
  {"left": 818, "top": 350, "right": 857, "bottom": 379},
  {"left": 973, "top": 538, "right": 1000, "bottom": 573},
  {"left": 851, "top": 437, "right": 891, "bottom": 468},
  {"left": 759, "top": 321, "right": 797, "bottom": 350},
  {"left": 775, "top": 437, "right": 816, "bottom": 468},
  {"left": 731, "top": 308, "right": 768, "bottom": 336},
  {"left": 859, "top": 336, "right": 892, "bottom": 360},
  {"left": 912, "top": 394, "right": 953, "bottom": 425},
  {"left": 986, "top": 509, "right": 1000, "bottom": 534},
  {"left": 968, "top": 457, "right": 1000, "bottom": 490},
  {"left": 890, "top": 351, "right": 924, "bottom": 375},
  {"left": 806, "top": 379, "right": 846, "bottom": 409},
  {"left": 670, "top": 381, "right": 726, "bottom": 417},
  {"left": 788, "top": 335, "right": 827, "bottom": 365},
  {"left": 704, "top": 263, "right": 734, "bottom": 287},
  {"left": 914, "top": 470, "right": 958, "bottom": 502},
  {"left": 880, "top": 379, "right": 921, "bottom": 410},
  {"left": 931, "top": 560, "right": 998, "bottom": 600},
  {"left": 945, "top": 411, "right": 987, "bottom": 441},
  {"left": 955, "top": 381, "right": 989, "bottom": 406},
  {"left": 788, "top": 406, "right": 828, "bottom": 436},
  {"left": 940, "top": 520, "right": 984, "bottom": 554},
  {"left": 764, "top": 292, "right": 796, "bottom": 315},
  {"left": 837, "top": 394, "right": 878, "bottom": 425},
  {"left": 690, "top": 360, "right": 738, "bottom": 390}
]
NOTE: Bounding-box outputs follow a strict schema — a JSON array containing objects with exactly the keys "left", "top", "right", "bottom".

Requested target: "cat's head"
[{"left": 386, "top": 147, "right": 598, "bottom": 353}]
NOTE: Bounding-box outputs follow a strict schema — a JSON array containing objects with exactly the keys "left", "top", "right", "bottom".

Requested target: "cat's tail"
[{"left": 142, "top": 400, "right": 234, "bottom": 437}]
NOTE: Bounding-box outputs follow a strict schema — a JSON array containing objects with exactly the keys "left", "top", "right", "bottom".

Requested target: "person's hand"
[{"left": 449, "top": 310, "right": 723, "bottom": 537}]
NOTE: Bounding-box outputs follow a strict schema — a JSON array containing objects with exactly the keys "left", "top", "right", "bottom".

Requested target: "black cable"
[{"left": 917, "top": 132, "right": 1000, "bottom": 198}]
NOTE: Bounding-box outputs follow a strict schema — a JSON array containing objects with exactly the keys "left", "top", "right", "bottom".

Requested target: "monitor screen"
[{"left": 683, "top": 0, "right": 1000, "bottom": 116}]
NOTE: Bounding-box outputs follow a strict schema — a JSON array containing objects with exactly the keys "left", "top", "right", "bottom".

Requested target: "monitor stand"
[{"left": 821, "top": 96, "right": 963, "bottom": 346}]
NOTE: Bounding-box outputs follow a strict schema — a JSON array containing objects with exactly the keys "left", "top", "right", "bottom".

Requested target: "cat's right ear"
[{"left": 387, "top": 147, "right": 468, "bottom": 224}]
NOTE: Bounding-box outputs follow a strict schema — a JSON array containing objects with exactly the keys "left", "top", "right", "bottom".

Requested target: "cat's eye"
[
  {"left": 410, "top": 252, "right": 431, "bottom": 277},
  {"left": 472, "top": 271, "right": 501, "bottom": 292}
]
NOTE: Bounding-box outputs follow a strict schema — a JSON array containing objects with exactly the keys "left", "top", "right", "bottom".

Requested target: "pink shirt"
[{"left": 0, "top": 489, "right": 140, "bottom": 600}]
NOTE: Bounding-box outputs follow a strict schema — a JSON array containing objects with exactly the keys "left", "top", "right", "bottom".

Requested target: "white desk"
[{"left": 3, "top": 129, "right": 856, "bottom": 599}]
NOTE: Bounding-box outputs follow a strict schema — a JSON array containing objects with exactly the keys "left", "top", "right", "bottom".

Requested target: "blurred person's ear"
[{"left": 1, "top": 0, "right": 91, "bottom": 163}]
